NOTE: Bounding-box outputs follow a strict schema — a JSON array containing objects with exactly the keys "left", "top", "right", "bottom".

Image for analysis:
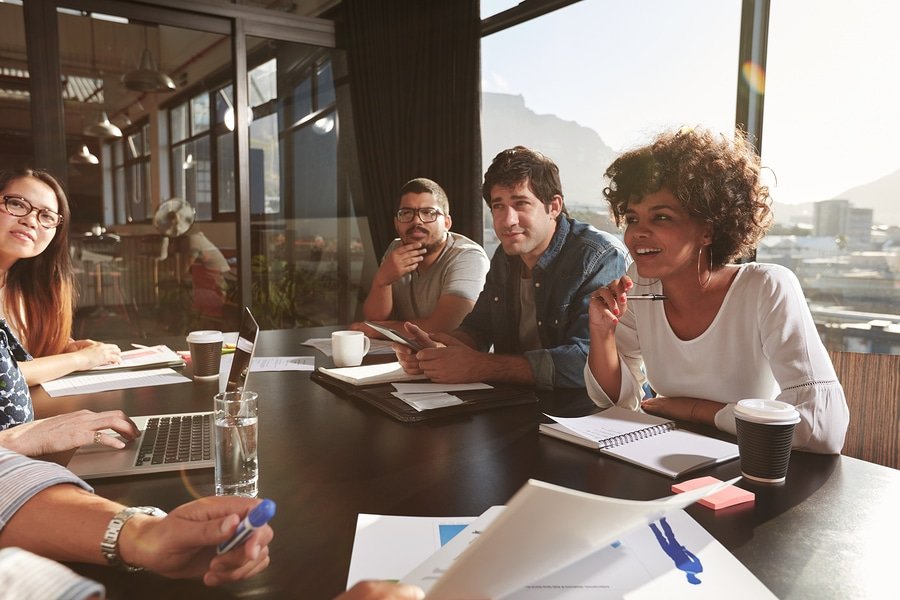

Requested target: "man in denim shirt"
[{"left": 396, "top": 146, "right": 628, "bottom": 389}]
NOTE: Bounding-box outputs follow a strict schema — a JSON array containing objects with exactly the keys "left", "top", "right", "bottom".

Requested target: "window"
[
  {"left": 481, "top": 0, "right": 742, "bottom": 255},
  {"left": 169, "top": 90, "right": 228, "bottom": 220},
  {"left": 759, "top": 0, "right": 900, "bottom": 354},
  {"left": 111, "top": 120, "right": 151, "bottom": 223}
]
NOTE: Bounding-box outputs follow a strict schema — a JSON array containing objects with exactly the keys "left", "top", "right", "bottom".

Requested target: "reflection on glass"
[
  {"left": 246, "top": 36, "right": 370, "bottom": 329},
  {"left": 217, "top": 132, "right": 235, "bottom": 213},
  {"left": 249, "top": 58, "right": 277, "bottom": 106},
  {"left": 172, "top": 103, "right": 188, "bottom": 143},
  {"left": 250, "top": 113, "right": 280, "bottom": 215},
  {"left": 191, "top": 93, "right": 210, "bottom": 136}
]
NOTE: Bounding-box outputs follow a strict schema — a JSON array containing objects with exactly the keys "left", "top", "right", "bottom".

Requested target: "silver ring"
[{"left": 93, "top": 431, "right": 104, "bottom": 445}]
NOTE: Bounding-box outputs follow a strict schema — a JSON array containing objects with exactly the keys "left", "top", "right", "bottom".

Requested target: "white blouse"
[{"left": 586, "top": 262, "right": 849, "bottom": 454}]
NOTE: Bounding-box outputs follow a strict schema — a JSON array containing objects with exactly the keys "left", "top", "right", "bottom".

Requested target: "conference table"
[{"left": 33, "top": 327, "right": 900, "bottom": 599}]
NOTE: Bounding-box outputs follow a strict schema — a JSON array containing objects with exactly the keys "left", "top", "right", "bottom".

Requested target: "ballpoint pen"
[
  {"left": 217, "top": 499, "right": 276, "bottom": 555},
  {"left": 625, "top": 294, "right": 667, "bottom": 301}
]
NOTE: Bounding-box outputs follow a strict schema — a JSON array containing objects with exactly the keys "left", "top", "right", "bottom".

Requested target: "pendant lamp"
[
  {"left": 70, "top": 145, "right": 100, "bottom": 165},
  {"left": 82, "top": 18, "right": 122, "bottom": 139},
  {"left": 122, "top": 26, "right": 176, "bottom": 93},
  {"left": 83, "top": 112, "right": 122, "bottom": 138}
]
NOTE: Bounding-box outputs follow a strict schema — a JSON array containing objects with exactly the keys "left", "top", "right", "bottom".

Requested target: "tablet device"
[{"left": 364, "top": 321, "right": 425, "bottom": 351}]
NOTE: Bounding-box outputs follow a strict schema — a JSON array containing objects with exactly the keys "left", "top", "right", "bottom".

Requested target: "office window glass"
[
  {"left": 171, "top": 103, "right": 189, "bottom": 144},
  {"left": 292, "top": 76, "right": 313, "bottom": 123},
  {"left": 481, "top": 0, "right": 741, "bottom": 255},
  {"left": 191, "top": 93, "right": 210, "bottom": 136},
  {"left": 245, "top": 37, "right": 368, "bottom": 329},
  {"left": 759, "top": 0, "right": 900, "bottom": 355},
  {"left": 317, "top": 60, "right": 335, "bottom": 107},
  {"left": 217, "top": 131, "right": 236, "bottom": 213}
]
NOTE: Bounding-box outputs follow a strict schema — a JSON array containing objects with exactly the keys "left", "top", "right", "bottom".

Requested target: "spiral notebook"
[{"left": 539, "top": 406, "right": 739, "bottom": 478}]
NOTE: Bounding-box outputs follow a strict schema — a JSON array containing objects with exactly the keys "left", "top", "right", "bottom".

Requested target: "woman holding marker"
[
  {"left": 0, "top": 168, "right": 121, "bottom": 386},
  {"left": 586, "top": 127, "right": 848, "bottom": 454}
]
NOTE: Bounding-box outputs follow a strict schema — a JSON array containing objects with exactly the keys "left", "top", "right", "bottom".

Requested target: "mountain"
[
  {"left": 481, "top": 93, "right": 618, "bottom": 208},
  {"left": 835, "top": 168, "right": 900, "bottom": 228},
  {"left": 482, "top": 92, "right": 899, "bottom": 229}
]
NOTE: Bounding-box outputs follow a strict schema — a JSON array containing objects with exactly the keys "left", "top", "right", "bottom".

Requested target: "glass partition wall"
[{"left": 8, "top": 1, "right": 370, "bottom": 342}]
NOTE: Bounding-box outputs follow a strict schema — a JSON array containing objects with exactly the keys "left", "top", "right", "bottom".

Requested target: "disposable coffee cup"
[
  {"left": 332, "top": 330, "right": 371, "bottom": 367},
  {"left": 186, "top": 330, "right": 224, "bottom": 379},
  {"left": 734, "top": 399, "right": 801, "bottom": 484}
]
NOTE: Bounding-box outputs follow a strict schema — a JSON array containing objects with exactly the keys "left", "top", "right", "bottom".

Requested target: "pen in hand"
[
  {"left": 625, "top": 294, "right": 667, "bottom": 301},
  {"left": 217, "top": 499, "right": 276, "bottom": 555}
]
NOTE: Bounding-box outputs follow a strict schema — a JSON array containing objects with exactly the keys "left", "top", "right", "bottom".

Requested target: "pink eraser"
[{"left": 672, "top": 476, "right": 755, "bottom": 510}]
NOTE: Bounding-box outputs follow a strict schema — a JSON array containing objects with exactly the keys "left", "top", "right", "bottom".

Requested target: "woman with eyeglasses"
[{"left": 0, "top": 168, "right": 137, "bottom": 456}]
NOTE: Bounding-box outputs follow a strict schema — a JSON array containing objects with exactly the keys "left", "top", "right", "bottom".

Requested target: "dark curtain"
[{"left": 342, "top": 0, "right": 482, "bottom": 258}]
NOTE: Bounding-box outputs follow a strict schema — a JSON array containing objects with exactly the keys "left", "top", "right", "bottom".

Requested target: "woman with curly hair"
[{"left": 586, "top": 127, "right": 848, "bottom": 454}]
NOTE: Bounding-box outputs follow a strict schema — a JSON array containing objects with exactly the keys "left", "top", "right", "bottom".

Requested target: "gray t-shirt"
[{"left": 385, "top": 232, "right": 489, "bottom": 321}]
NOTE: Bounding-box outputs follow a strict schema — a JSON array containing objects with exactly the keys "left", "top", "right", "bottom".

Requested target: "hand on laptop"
[{"left": 0, "top": 409, "right": 139, "bottom": 456}]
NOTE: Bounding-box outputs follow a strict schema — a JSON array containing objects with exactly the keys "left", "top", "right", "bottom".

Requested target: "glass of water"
[{"left": 214, "top": 390, "right": 259, "bottom": 497}]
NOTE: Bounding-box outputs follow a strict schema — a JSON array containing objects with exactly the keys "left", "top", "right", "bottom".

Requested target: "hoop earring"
[{"left": 698, "top": 246, "right": 712, "bottom": 288}]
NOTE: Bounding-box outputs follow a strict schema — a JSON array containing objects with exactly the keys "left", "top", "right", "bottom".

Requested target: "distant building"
[{"left": 814, "top": 198, "right": 872, "bottom": 247}]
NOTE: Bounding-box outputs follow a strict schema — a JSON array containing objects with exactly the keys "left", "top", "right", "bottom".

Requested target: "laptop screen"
[{"left": 225, "top": 307, "right": 260, "bottom": 392}]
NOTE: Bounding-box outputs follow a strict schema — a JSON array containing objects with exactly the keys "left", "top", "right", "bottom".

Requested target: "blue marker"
[{"left": 217, "top": 499, "right": 276, "bottom": 555}]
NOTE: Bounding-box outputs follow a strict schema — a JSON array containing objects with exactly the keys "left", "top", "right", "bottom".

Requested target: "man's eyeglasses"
[
  {"left": 395, "top": 207, "right": 443, "bottom": 223},
  {"left": 1, "top": 195, "right": 64, "bottom": 229}
]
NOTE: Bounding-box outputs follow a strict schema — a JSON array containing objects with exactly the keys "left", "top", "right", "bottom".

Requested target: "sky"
[{"left": 481, "top": 0, "right": 900, "bottom": 206}]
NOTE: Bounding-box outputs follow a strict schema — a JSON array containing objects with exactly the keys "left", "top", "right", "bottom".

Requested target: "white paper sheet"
[
  {"left": 398, "top": 506, "right": 775, "bottom": 599},
  {"left": 41, "top": 368, "right": 190, "bottom": 397},
  {"left": 346, "top": 514, "right": 476, "bottom": 588},
  {"left": 405, "top": 478, "right": 743, "bottom": 599},
  {"left": 391, "top": 382, "right": 492, "bottom": 394}
]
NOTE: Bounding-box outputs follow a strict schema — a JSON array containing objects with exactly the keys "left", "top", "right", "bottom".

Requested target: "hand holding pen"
[
  {"left": 588, "top": 275, "right": 664, "bottom": 326},
  {"left": 217, "top": 499, "right": 276, "bottom": 555}
]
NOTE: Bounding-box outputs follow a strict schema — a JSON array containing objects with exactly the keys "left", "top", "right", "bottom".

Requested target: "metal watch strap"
[{"left": 101, "top": 506, "right": 167, "bottom": 572}]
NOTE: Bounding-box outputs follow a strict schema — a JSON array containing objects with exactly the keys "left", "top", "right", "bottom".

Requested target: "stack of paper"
[
  {"left": 391, "top": 382, "right": 493, "bottom": 411},
  {"left": 317, "top": 362, "right": 427, "bottom": 386},
  {"left": 347, "top": 479, "right": 776, "bottom": 599}
]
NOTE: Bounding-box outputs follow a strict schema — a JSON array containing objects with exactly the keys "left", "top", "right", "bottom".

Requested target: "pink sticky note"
[{"left": 672, "top": 476, "right": 755, "bottom": 510}]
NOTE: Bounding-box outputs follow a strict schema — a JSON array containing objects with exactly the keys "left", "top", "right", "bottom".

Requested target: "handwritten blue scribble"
[{"left": 649, "top": 518, "right": 703, "bottom": 585}]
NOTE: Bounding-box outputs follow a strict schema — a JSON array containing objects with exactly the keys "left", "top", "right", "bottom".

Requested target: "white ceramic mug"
[{"left": 332, "top": 330, "right": 371, "bottom": 367}]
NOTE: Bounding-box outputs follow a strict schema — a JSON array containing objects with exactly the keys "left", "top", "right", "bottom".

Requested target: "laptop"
[{"left": 66, "top": 308, "right": 260, "bottom": 479}]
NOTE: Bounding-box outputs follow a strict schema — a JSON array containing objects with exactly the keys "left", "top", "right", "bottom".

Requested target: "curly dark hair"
[
  {"left": 603, "top": 127, "right": 772, "bottom": 267},
  {"left": 482, "top": 145, "right": 568, "bottom": 217}
]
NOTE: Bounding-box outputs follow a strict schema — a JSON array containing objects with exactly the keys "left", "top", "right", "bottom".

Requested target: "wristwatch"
[{"left": 101, "top": 506, "right": 167, "bottom": 572}]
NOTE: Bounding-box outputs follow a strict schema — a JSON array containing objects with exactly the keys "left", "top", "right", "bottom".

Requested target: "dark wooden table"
[{"left": 33, "top": 328, "right": 900, "bottom": 599}]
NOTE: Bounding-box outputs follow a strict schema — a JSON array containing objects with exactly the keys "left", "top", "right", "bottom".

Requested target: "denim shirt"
[
  {"left": 0, "top": 319, "right": 32, "bottom": 430},
  {"left": 458, "top": 216, "right": 628, "bottom": 389}
]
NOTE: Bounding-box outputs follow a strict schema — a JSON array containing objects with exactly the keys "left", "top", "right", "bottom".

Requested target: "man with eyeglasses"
[
  {"left": 394, "top": 147, "right": 628, "bottom": 390},
  {"left": 352, "top": 178, "right": 489, "bottom": 337}
]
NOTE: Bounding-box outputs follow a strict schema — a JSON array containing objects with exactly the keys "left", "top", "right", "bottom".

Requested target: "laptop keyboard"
[{"left": 135, "top": 414, "right": 213, "bottom": 467}]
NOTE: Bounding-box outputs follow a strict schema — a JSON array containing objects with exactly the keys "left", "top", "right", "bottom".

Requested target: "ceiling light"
[
  {"left": 83, "top": 111, "right": 122, "bottom": 138},
  {"left": 122, "top": 26, "right": 176, "bottom": 93},
  {"left": 69, "top": 145, "right": 99, "bottom": 165}
]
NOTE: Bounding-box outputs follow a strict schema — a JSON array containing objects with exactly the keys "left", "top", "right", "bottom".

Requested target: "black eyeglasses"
[
  {"left": 395, "top": 207, "right": 443, "bottom": 223},
  {"left": 1, "top": 195, "right": 64, "bottom": 229}
]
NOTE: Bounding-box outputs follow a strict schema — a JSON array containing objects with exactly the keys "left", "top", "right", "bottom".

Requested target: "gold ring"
[{"left": 93, "top": 431, "right": 103, "bottom": 445}]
